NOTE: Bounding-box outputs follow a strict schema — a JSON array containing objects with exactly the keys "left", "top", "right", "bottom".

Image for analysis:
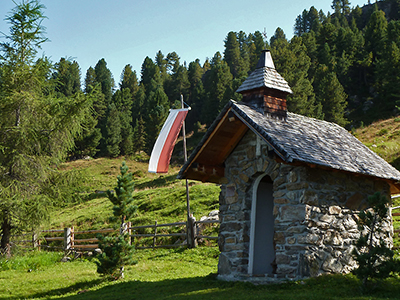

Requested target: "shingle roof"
[
  {"left": 179, "top": 100, "right": 400, "bottom": 183},
  {"left": 231, "top": 101, "right": 400, "bottom": 181},
  {"left": 236, "top": 50, "right": 293, "bottom": 94}
]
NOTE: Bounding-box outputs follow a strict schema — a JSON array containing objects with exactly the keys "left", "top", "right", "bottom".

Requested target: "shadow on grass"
[
  {"left": 0, "top": 278, "right": 104, "bottom": 300},
  {"left": 135, "top": 174, "right": 179, "bottom": 190},
  {"left": 7, "top": 273, "right": 400, "bottom": 300}
]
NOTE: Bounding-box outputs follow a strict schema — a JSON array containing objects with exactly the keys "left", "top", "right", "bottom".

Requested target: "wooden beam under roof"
[{"left": 181, "top": 108, "right": 249, "bottom": 183}]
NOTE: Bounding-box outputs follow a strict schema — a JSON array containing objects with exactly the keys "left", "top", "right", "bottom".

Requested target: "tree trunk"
[{"left": 1, "top": 216, "right": 12, "bottom": 258}]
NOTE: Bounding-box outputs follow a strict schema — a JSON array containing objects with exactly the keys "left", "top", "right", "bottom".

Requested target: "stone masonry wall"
[{"left": 217, "top": 130, "right": 393, "bottom": 281}]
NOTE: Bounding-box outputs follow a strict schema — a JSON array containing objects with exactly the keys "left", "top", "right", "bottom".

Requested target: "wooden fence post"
[
  {"left": 71, "top": 226, "right": 75, "bottom": 250},
  {"left": 120, "top": 222, "right": 128, "bottom": 236},
  {"left": 153, "top": 221, "right": 158, "bottom": 249},
  {"left": 127, "top": 221, "right": 132, "bottom": 246},
  {"left": 64, "top": 227, "right": 71, "bottom": 251},
  {"left": 187, "top": 215, "right": 196, "bottom": 248},
  {"left": 32, "top": 233, "right": 40, "bottom": 250}
]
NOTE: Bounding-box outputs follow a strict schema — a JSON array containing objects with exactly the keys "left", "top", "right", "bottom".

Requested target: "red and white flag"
[{"left": 148, "top": 108, "right": 189, "bottom": 173}]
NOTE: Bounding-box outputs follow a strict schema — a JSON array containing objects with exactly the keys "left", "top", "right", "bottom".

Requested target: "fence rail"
[
  {"left": 5, "top": 207, "right": 400, "bottom": 252},
  {"left": 5, "top": 218, "right": 220, "bottom": 251}
]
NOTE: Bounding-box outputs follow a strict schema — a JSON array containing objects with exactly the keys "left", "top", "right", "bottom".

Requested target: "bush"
[{"left": 95, "top": 234, "right": 136, "bottom": 280}]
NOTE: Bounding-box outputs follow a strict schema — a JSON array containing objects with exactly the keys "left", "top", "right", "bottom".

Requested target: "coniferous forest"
[{"left": 3, "top": 0, "right": 400, "bottom": 161}]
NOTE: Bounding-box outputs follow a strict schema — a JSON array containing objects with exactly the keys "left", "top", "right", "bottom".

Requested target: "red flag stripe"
[{"left": 148, "top": 109, "right": 189, "bottom": 173}]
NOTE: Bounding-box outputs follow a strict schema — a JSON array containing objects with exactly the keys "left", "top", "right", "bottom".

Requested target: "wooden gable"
[{"left": 183, "top": 108, "right": 248, "bottom": 183}]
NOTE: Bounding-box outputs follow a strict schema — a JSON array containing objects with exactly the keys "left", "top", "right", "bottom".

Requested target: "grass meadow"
[{"left": 2, "top": 247, "right": 400, "bottom": 300}]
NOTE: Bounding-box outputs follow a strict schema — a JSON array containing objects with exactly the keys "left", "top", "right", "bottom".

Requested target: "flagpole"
[{"left": 181, "top": 94, "right": 194, "bottom": 248}]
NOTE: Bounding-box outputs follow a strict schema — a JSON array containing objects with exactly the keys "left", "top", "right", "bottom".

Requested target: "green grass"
[
  {"left": 37, "top": 157, "right": 220, "bottom": 249},
  {"left": 0, "top": 251, "right": 62, "bottom": 271},
  {"left": 2, "top": 249, "right": 400, "bottom": 300},
  {"left": 353, "top": 117, "right": 400, "bottom": 170},
  {"left": 53, "top": 157, "right": 220, "bottom": 228}
]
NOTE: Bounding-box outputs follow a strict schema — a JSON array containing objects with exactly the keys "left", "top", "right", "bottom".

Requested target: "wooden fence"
[
  {"left": 6, "top": 207, "right": 400, "bottom": 252},
  {"left": 391, "top": 205, "right": 400, "bottom": 249},
  {"left": 7, "top": 219, "right": 220, "bottom": 252}
]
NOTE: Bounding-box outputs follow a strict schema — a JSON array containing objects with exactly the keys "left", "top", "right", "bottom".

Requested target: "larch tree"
[{"left": 0, "top": 0, "right": 91, "bottom": 255}]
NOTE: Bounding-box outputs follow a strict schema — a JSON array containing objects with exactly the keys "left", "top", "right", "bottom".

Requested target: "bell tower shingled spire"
[{"left": 236, "top": 50, "right": 292, "bottom": 119}]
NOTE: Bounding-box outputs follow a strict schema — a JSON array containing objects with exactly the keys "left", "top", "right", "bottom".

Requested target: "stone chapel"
[{"left": 178, "top": 50, "right": 400, "bottom": 282}]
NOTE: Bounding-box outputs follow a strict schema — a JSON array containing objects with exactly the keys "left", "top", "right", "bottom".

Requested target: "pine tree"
[
  {"left": 270, "top": 27, "right": 287, "bottom": 48},
  {"left": 187, "top": 59, "right": 205, "bottom": 130},
  {"left": 364, "top": 7, "right": 388, "bottom": 62},
  {"left": 166, "top": 51, "right": 180, "bottom": 74},
  {"left": 140, "top": 56, "right": 160, "bottom": 94},
  {"left": 317, "top": 19, "right": 338, "bottom": 52},
  {"left": 84, "top": 66, "right": 97, "bottom": 94},
  {"left": 132, "top": 84, "right": 146, "bottom": 123},
  {"left": 169, "top": 64, "right": 190, "bottom": 105},
  {"left": 113, "top": 88, "right": 134, "bottom": 156},
  {"left": 272, "top": 36, "right": 322, "bottom": 118},
  {"left": 72, "top": 112, "right": 101, "bottom": 158},
  {"left": 144, "top": 84, "right": 170, "bottom": 153},
  {"left": 203, "top": 52, "right": 233, "bottom": 125},
  {"left": 295, "top": 10, "right": 309, "bottom": 36},
  {"left": 332, "top": 0, "right": 351, "bottom": 16},
  {"left": 104, "top": 103, "right": 122, "bottom": 158},
  {"left": 120, "top": 64, "right": 139, "bottom": 97},
  {"left": 132, "top": 117, "right": 146, "bottom": 154},
  {"left": 94, "top": 58, "right": 114, "bottom": 105},
  {"left": 314, "top": 65, "right": 348, "bottom": 126},
  {"left": 155, "top": 50, "right": 168, "bottom": 84},
  {"left": 53, "top": 58, "right": 81, "bottom": 97},
  {"left": 375, "top": 41, "right": 400, "bottom": 115},
  {"left": 224, "top": 31, "right": 247, "bottom": 78},
  {"left": 96, "top": 162, "right": 137, "bottom": 280},
  {"left": 238, "top": 30, "right": 250, "bottom": 75},
  {"left": 387, "top": 20, "right": 400, "bottom": 48}
]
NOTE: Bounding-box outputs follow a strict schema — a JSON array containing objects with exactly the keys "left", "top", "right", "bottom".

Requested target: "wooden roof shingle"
[{"left": 236, "top": 50, "right": 293, "bottom": 95}]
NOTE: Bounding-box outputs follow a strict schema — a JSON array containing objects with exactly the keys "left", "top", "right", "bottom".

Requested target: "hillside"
[
  {"left": 51, "top": 157, "right": 220, "bottom": 232},
  {"left": 352, "top": 116, "right": 400, "bottom": 171}
]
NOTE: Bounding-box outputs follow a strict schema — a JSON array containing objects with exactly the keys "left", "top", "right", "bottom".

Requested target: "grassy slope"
[
  {"left": 51, "top": 157, "right": 220, "bottom": 230},
  {"left": 353, "top": 116, "right": 400, "bottom": 171}
]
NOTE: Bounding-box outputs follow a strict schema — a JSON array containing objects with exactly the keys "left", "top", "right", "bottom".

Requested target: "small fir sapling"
[
  {"left": 352, "top": 192, "right": 397, "bottom": 287},
  {"left": 96, "top": 161, "right": 137, "bottom": 279}
]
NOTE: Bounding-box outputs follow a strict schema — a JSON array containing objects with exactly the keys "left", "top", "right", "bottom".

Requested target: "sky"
[{"left": 0, "top": 0, "right": 369, "bottom": 85}]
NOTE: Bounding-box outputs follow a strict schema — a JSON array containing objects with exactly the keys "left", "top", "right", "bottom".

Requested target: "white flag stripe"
[{"left": 148, "top": 109, "right": 189, "bottom": 173}]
